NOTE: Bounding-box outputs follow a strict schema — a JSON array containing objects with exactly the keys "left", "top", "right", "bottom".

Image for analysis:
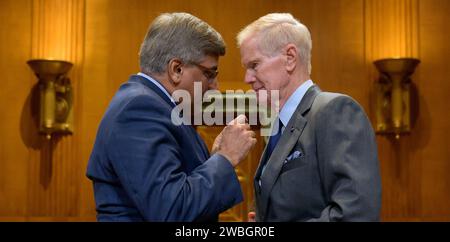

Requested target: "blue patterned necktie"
[
  {"left": 266, "top": 119, "right": 283, "bottom": 159},
  {"left": 259, "top": 119, "right": 283, "bottom": 187}
]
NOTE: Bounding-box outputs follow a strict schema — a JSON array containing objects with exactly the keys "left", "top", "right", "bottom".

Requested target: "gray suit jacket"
[{"left": 254, "top": 85, "right": 381, "bottom": 221}]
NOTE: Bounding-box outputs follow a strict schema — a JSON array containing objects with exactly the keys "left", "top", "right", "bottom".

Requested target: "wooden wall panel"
[
  {"left": 307, "top": 0, "right": 369, "bottom": 105},
  {"left": 365, "top": 0, "right": 450, "bottom": 221},
  {"left": 0, "top": 0, "right": 32, "bottom": 217},
  {"left": 0, "top": 0, "right": 88, "bottom": 221},
  {"left": 415, "top": 0, "right": 450, "bottom": 220},
  {"left": 0, "top": 0, "right": 449, "bottom": 221}
]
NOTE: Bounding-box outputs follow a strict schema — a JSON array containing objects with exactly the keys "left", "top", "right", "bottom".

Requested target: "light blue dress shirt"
[{"left": 278, "top": 79, "right": 314, "bottom": 129}]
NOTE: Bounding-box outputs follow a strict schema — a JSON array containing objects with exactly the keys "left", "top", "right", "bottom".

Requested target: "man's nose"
[{"left": 244, "top": 70, "right": 256, "bottom": 84}]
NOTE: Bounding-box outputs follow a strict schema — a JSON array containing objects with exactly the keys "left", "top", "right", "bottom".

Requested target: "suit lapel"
[
  {"left": 254, "top": 134, "right": 269, "bottom": 183},
  {"left": 257, "top": 85, "right": 321, "bottom": 220}
]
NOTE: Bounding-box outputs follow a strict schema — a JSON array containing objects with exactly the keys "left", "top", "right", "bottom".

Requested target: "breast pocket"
[{"left": 280, "top": 156, "right": 308, "bottom": 173}]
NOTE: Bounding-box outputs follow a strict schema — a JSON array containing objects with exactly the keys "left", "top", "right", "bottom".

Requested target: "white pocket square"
[{"left": 284, "top": 150, "right": 303, "bottom": 164}]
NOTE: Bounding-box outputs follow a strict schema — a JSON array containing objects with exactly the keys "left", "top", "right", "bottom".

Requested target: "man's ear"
[
  {"left": 284, "top": 44, "right": 298, "bottom": 72},
  {"left": 168, "top": 58, "right": 183, "bottom": 85}
]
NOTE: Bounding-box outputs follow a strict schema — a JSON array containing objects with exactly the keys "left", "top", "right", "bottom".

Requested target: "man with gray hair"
[
  {"left": 87, "top": 12, "right": 256, "bottom": 221},
  {"left": 238, "top": 13, "right": 381, "bottom": 221}
]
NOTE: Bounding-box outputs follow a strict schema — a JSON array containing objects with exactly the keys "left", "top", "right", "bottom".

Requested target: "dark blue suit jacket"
[{"left": 86, "top": 75, "right": 243, "bottom": 221}]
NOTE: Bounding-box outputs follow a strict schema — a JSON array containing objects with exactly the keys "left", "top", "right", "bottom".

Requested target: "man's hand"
[{"left": 212, "top": 115, "right": 256, "bottom": 167}]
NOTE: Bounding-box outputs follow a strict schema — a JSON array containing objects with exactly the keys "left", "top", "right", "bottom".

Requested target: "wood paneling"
[
  {"left": 0, "top": 0, "right": 32, "bottom": 217},
  {"left": 366, "top": 0, "right": 450, "bottom": 221},
  {"left": 0, "top": 0, "right": 449, "bottom": 221},
  {"left": 418, "top": 0, "right": 450, "bottom": 219},
  {"left": 0, "top": 0, "right": 90, "bottom": 221}
]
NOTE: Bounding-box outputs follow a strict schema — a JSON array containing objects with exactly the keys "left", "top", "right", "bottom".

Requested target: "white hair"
[{"left": 237, "top": 13, "right": 312, "bottom": 74}]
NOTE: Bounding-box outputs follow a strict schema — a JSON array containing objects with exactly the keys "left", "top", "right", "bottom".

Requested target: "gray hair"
[
  {"left": 237, "top": 13, "right": 312, "bottom": 75},
  {"left": 139, "top": 12, "right": 226, "bottom": 74}
]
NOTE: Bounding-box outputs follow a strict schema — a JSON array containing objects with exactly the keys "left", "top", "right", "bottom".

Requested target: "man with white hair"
[{"left": 238, "top": 13, "right": 381, "bottom": 221}]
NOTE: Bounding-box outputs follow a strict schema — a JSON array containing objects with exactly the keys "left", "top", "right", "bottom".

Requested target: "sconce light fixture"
[
  {"left": 373, "top": 58, "right": 420, "bottom": 139},
  {"left": 27, "top": 59, "right": 74, "bottom": 140}
]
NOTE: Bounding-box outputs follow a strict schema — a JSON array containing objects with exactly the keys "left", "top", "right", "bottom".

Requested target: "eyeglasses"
[{"left": 189, "top": 62, "right": 219, "bottom": 83}]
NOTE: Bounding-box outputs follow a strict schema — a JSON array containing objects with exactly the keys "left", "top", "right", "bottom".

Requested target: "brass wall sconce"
[
  {"left": 374, "top": 58, "right": 420, "bottom": 139},
  {"left": 27, "top": 59, "right": 74, "bottom": 140}
]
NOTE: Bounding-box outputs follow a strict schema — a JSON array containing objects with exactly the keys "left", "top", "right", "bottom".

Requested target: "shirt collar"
[
  {"left": 137, "top": 72, "right": 176, "bottom": 104},
  {"left": 279, "top": 80, "right": 314, "bottom": 127}
]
